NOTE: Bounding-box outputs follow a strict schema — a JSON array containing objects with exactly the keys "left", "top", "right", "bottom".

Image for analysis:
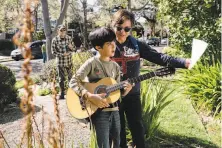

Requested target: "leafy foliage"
[
  {"left": 36, "top": 51, "right": 93, "bottom": 86},
  {"left": 72, "top": 51, "right": 93, "bottom": 72},
  {"left": 0, "top": 64, "right": 18, "bottom": 112},
  {"left": 156, "top": 0, "right": 221, "bottom": 65},
  {"left": 0, "top": 0, "right": 22, "bottom": 31},
  {"left": 0, "top": 39, "right": 15, "bottom": 55},
  {"left": 39, "top": 59, "right": 57, "bottom": 83},
  {"left": 89, "top": 128, "right": 98, "bottom": 148},
  {"left": 178, "top": 63, "right": 221, "bottom": 118},
  {"left": 37, "top": 88, "right": 52, "bottom": 96},
  {"left": 33, "top": 30, "right": 46, "bottom": 41},
  {"left": 162, "top": 46, "right": 186, "bottom": 58}
]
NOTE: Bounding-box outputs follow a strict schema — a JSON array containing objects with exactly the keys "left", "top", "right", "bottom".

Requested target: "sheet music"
[{"left": 189, "top": 39, "right": 208, "bottom": 69}]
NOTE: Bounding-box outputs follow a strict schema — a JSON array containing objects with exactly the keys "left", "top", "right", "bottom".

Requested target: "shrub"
[
  {"left": 178, "top": 63, "right": 221, "bottom": 118},
  {"left": 162, "top": 46, "right": 186, "bottom": 58},
  {"left": 33, "top": 30, "right": 45, "bottom": 41},
  {"left": 142, "top": 60, "right": 156, "bottom": 66},
  {"left": 0, "top": 39, "right": 15, "bottom": 55},
  {"left": 72, "top": 51, "right": 93, "bottom": 72},
  {"left": 125, "top": 79, "right": 176, "bottom": 144},
  {"left": 37, "top": 88, "right": 52, "bottom": 96},
  {"left": 31, "top": 74, "right": 42, "bottom": 85},
  {"left": 0, "top": 64, "right": 18, "bottom": 112},
  {"left": 39, "top": 59, "right": 57, "bottom": 83},
  {"left": 36, "top": 51, "right": 93, "bottom": 86}
]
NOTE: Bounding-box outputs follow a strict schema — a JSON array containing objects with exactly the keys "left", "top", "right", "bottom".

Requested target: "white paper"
[{"left": 189, "top": 39, "right": 208, "bottom": 69}]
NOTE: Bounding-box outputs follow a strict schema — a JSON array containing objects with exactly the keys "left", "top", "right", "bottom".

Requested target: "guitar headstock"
[{"left": 155, "top": 67, "right": 176, "bottom": 77}]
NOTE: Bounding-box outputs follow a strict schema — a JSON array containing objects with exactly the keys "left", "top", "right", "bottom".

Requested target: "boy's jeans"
[{"left": 92, "top": 111, "right": 120, "bottom": 148}]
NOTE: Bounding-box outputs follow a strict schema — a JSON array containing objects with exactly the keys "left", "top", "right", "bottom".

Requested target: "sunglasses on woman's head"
[{"left": 116, "top": 26, "right": 132, "bottom": 32}]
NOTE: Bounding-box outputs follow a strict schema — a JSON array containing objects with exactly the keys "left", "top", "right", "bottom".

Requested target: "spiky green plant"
[
  {"left": 125, "top": 79, "right": 177, "bottom": 144},
  {"left": 89, "top": 127, "right": 98, "bottom": 148},
  {"left": 141, "top": 79, "right": 176, "bottom": 141},
  {"left": 178, "top": 63, "right": 221, "bottom": 118}
]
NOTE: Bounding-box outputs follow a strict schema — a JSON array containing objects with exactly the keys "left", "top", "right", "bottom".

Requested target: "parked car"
[
  {"left": 11, "top": 40, "right": 45, "bottom": 61},
  {"left": 89, "top": 48, "right": 99, "bottom": 56},
  {"left": 146, "top": 37, "right": 160, "bottom": 46},
  {"left": 161, "top": 38, "right": 168, "bottom": 45}
]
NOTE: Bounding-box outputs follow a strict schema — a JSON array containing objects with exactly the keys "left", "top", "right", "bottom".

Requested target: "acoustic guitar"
[{"left": 66, "top": 67, "right": 175, "bottom": 119}]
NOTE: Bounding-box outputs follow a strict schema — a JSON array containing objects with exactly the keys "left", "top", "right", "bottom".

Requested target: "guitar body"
[
  {"left": 66, "top": 77, "right": 121, "bottom": 119},
  {"left": 66, "top": 67, "right": 175, "bottom": 119}
]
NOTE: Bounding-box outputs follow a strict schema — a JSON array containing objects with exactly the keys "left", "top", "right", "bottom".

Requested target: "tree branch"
[
  {"left": 52, "top": 0, "right": 70, "bottom": 36},
  {"left": 131, "top": 1, "right": 149, "bottom": 11}
]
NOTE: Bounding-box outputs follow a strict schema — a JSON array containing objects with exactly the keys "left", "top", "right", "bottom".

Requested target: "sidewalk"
[{"left": 0, "top": 55, "right": 13, "bottom": 63}]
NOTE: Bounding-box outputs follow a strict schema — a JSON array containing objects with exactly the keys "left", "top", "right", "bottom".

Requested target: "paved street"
[{"left": 0, "top": 59, "right": 43, "bottom": 80}]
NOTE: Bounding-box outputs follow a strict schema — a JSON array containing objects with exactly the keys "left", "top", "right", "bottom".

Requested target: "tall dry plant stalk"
[
  {"left": 11, "top": 0, "right": 64, "bottom": 147},
  {"left": 12, "top": 0, "right": 36, "bottom": 147},
  {"left": 47, "top": 76, "right": 64, "bottom": 148},
  {"left": 0, "top": 131, "right": 10, "bottom": 148}
]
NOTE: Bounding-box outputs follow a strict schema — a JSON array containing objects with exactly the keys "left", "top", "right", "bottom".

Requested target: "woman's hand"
[{"left": 185, "top": 59, "right": 191, "bottom": 69}]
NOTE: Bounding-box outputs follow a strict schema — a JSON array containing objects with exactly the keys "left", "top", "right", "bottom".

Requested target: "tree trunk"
[
  {"left": 41, "top": 0, "right": 53, "bottom": 60},
  {"left": 82, "top": 0, "right": 88, "bottom": 48},
  {"left": 41, "top": 0, "right": 70, "bottom": 60},
  {"left": 127, "top": 0, "right": 131, "bottom": 11},
  {"left": 61, "top": 0, "right": 64, "bottom": 12},
  {"left": 34, "top": 7, "right": 38, "bottom": 32}
]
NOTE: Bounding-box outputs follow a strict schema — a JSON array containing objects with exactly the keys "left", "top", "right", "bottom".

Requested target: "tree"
[
  {"left": 41, "top": 0, "right": 70, "bottom": 60},
  {"left": 155, "top": 0, "right": 221, "bottom": 64},
  {"left": 95, "top": 0, "right": 157, "bottom": 36},
  {"left": 80, "top": 0, "right": 88, "bottom": 48},
  {"left": 0, "top": 0, "right": 22, "bottom": 32}
]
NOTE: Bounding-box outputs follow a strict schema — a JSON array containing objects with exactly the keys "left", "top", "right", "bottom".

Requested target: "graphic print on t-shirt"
[
  {"left": 94, "top": 67, "right": 102, "bottom": 75},
  {"left": 112, "top": 46, "right": 140, "bottom": 74}
]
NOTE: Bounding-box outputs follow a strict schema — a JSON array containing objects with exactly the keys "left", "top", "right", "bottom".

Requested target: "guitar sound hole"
[{"left": 94, "top": 85, "right": 109, "bottom": 98}]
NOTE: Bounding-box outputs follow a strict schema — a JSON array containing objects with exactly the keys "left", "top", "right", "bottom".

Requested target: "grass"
[
  {"left": 155, "top": 89, "right": 220, "bottom": 147},
  {"left": 140, "top": 67, "right": 220, "bottom": 147},
  {"left": 205, "top": 119, "right": 221, "bottom": 147},
  {"left": 15, "top": 78, "right": 36, "bottom": 89},
  {"left": 15, "top": 80, "right": 24, "bottom": 89}
]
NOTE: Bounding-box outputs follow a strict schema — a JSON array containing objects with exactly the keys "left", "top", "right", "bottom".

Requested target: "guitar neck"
[{"left": 106, "top": 72, "right": 156, "bottom": 93}]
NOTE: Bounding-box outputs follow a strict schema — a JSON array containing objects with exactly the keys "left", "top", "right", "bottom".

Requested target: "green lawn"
[
  {"left": 140, "top": 68, "right": 220, "bottom": 147},
  {"left": 153, "top": 84, "right": 220, "bottom": 147}
]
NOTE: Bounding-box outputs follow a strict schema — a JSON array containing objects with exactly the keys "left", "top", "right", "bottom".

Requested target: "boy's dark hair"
[
  {"left": 112, "top": 9, "right": 135, "bottom": 27},
  {"left": 88, "top": 27, "right": 116, "bottom": 49}
]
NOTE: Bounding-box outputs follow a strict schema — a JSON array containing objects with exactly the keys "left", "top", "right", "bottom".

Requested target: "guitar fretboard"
[{"left": 106, "top": 72, "right": 156, "bottom": 93}]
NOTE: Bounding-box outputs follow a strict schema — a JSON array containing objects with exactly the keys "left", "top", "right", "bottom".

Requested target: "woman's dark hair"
[
  {"left": 88, "top": 27, "right": 116, "bottom": 49},
  {"left": 112, "top": 9, "right": 135, "bottom": 27}
]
